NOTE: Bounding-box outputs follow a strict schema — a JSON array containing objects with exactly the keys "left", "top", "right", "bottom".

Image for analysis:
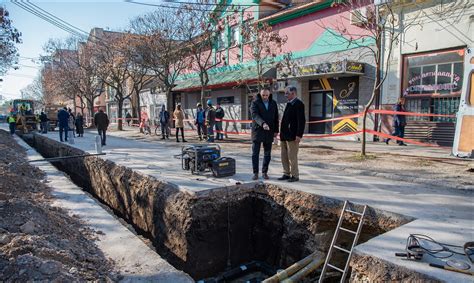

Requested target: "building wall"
[{"left": 381, "top": 0, "right": 473, "bottom": 105}]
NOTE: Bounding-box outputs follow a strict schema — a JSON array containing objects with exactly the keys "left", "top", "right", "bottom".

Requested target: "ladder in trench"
[{"left": 319, "top": 201, "right": 367, "bottom": 283}]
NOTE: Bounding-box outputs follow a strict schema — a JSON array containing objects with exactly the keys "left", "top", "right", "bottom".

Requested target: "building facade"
[
  {"left": 380, "top": 0, "right": 473, "bottom": 145},
  {"left": 173, "top": 0, "right": 377, "bottom": 138}
]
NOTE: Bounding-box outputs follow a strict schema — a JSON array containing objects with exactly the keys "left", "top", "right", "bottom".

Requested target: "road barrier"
[{"left": 107, "top": 110, "right": 455, "bottom": 148}]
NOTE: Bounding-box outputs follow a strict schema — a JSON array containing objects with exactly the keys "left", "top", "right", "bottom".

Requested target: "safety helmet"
[
  {"left": 207, "top": 99, "right": 212, "bottom": 105},
  {"left": 197, "top": 103, "right": 202, "bottom": 107}
]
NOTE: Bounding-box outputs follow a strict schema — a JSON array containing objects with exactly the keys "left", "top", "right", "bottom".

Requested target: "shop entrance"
[{"left": 309, "top": 91, "right": 333, "bottom": 134}]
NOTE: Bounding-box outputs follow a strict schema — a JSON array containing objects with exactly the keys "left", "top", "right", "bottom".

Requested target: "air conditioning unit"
[{"left": 272, "top": 81, "right": 287, "bottom": 92}]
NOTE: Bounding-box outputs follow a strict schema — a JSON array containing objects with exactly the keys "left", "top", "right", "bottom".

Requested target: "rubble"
[{"left": 0, "top": 130, "right": 114, "bottom": 281}]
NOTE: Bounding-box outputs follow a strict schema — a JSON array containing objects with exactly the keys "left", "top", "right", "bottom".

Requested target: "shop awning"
[{"left": 174, "top": 65, "right": 276, "bottom": 91}]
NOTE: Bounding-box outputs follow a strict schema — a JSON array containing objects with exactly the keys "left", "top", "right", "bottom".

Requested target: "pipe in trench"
[{"left": 262, "top": 252, "right": 324, "bottom": 283}]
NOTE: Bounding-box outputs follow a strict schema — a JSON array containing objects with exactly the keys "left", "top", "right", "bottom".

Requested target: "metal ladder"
[{"left": 319, "top": 201, "right": 367, "bottom": 283}]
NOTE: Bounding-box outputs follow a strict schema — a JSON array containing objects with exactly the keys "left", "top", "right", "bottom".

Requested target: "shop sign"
[
  {"left": 291, "top": 60, "right": 364, "bottom": 77},
  {"left": 293, "top": 61, "right": 343, "bottom": 77},
  {"left": 405, "top": 71, "right": 461, "bottom": 94},
  {"left": 217, "top": 96, "right": 234, "bottom": 104},
  {"left": 346, "top": 61, "right": 365, "bottom": 73}
]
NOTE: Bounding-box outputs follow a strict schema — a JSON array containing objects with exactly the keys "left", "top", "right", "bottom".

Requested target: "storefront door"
[{"left": 309, "top": 91, "right": 333, "bottom": 134}]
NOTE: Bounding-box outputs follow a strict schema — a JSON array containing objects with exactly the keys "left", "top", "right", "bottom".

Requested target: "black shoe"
[
  {"left": 161, "top": 137, "right": 165, "bottom": 140},
  {"left": 176, "top": 140, "right": 180, "bottom": 142},
  {"left": 288, "top": 176, "right": 299, "bottom": 182},
  {"left": 263, "top": 173, "right": 269, "bottom": 180},
  {"left": 252, "top": 174, "right": 258, "bottom": 180},
  {"left": 182, "top": 140, "right": 188, "bottom": 142},
  {"left": 277, "top": 175, "right": 291, "bottom": 181},
  {"left": 399, "top": 143, "right": 407, "bottom": 146},
  {"left": 385, "top": 138, "right": 390, "bottom": 145}
]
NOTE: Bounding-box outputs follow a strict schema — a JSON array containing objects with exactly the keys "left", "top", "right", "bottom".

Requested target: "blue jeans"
[
  {"left": 215, "top": 121, "right": 223, "bottom": 139},
  {"left": 252, "top": 141, "right": 272, "bottom": 174},
  {"left": 392, "top": 126, "right": 405, "bottom": 144},
  {"left": 207, "top": 124, "right": 214, "bottom": 142},
  {"left": 9, "top": 122, "right": 16, "bottom": 135},
  {"left": 59, "top": 125, "right": 69, "bottom": 141},
  {"left": 98, "top": 129, "right": 107, "bottom": 145}
]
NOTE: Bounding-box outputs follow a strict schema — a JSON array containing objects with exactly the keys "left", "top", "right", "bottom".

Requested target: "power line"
[
  {"left": 162, "top": 0, "right": 261, "bottom": 7},
  {"left": 12, "top": 1, "right": 87, "bottom": 39},
  {"left": 125, "top": 0, "right": 254, "bottom": 12}
]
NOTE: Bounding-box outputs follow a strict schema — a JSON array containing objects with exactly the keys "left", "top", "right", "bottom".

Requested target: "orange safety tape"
[
  {"left": 364, "top": 129, "right": 451, "bottom": 148},
  {"left": 306, "top": 113, "right": 363, "bottom": 124},
  {"left": 304, "top": 131, "right": 363, "bottom": 139},
  {"left": 368, "top": 109, "right": 456, "bottom": 118}
]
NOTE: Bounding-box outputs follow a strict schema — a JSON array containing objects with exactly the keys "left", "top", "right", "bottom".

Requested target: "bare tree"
[
  {"left": 93, "top": 32, "right": 133, "bottom": 130},
  {"left": 315, "top": 0, "right": 424, "bottom": 155},
  {"left": 129, "top": 8, "right": 188, "bottom": 118},
  {"left": 42, "top": 37, "right": 102, "bottom": 122},
  {"left": 20, "top": 76, "right": 43, "bottom": 101},
  {"left": 179, "top": 1, "right": 229, "bottom": 104},
  {"left": 239, "top": 20, "right": 292, "bottom": 90}
]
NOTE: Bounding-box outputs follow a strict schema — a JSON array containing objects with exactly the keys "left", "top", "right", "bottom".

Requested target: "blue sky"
[{"left": 1, "top": 0, "right": 159, "bottom": 100}]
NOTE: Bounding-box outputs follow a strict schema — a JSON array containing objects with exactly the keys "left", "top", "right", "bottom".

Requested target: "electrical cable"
[
  {"left": 12, "top": 1, "right": 86, "bottom": 39},
  {"left": 125, "top": 0, "right": 294, "bottom": 13},
  {"left": 407, "top": 234, "right": 465, "bottom": 259}
]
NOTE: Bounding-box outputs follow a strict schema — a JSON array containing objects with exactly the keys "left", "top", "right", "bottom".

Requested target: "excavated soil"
[
  {"left": 23, "top": 133, "right": 414, "bottom": 280},
  {"left": 0, "top": 130, "right": 114, "bottom": 281}
]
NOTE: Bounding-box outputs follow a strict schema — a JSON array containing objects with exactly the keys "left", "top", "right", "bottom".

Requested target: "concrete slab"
[
  {"left": 14, "top": 136, "right": 193, "bottom": 282},
  {"left": 21, "top": 129, "right": 474, "bottom": 282}
]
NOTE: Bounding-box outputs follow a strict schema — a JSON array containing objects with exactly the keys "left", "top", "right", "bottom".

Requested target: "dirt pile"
[{"left": 0, "top": 130, "right": 114, "bottom": 281}]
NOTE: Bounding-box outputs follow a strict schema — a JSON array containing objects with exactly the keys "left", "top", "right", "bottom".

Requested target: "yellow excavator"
[{"left": 11, "top": 99, "right": 37, "bottom": 133}]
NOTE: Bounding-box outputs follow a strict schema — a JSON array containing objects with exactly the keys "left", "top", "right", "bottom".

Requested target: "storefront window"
[{"left": 403, "top": 49, "right": 464, "bottom": 96}]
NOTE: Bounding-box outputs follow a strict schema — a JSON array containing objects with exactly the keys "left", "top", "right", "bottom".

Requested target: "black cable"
[
  {"left": 408, "top": 234, "right": 465, "bottom": 259},
  {"left": 125, "top": 0, "right": 291, "bottom": 13}
]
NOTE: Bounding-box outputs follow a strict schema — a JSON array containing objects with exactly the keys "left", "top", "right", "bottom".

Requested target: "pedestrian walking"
[
  {"left": 126, "top": 111, "right": 132, "bottom": 126},
  {"left": 195, "top": 103, "right": 206, "bottom": 141},
  {"left": 385, "top": 97, "right": 407, "bottom": 146},
  {"left": 75, "top": 113, "right": 84, "bottom": 137},
  {"left": 57, "top": 107, "right": 70, "bottom": 142},
  {"left": 251, "top": 88, "right": 279, "bottom": 180},
  {"left": 205, "top": 99, "right": 216, "bottom": 142},
  {"left": 278, "top": 86, "right": 305, "bottom": 182},
  {"left": 94, "top": 109, "right": 109, "bottom": 146},
  {"left": 173, "top": 104, "right": 187, "bottom": 142},
  {"left": 39, "top": 111, "right": 49, "bottom": 134},
  {"left": 159, "top": 105, "right": 170, "bottom": 140},
  {"left": 68, "top": 109, "right": 76, "bottom": 139},
  {"left": 8, "top": 113, "right": 16, "bottom": 135},
  {"left": 215, "top": 103, "right": 225, "bottom": 140}
]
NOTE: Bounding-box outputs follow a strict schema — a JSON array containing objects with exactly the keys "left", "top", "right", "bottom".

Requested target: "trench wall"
[{"left": 23, "top": 134, "right": 414, "bottom": 279}]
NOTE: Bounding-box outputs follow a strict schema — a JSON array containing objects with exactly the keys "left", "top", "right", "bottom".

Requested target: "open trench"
[{"left": 22, "top": 133, "right": 414, "bottom": 281}]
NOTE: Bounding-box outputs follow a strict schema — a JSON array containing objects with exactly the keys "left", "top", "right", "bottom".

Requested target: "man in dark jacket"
[
  {"left": 159, "top": 105, "right": 170, "bottom": 140},
  {"left": 278, "top": 86, "right": 305, "bottom": 182},
  {"left": 94, "top": 109, "right": 109, "bottom": 146},
  {"left": 251, "top": 88, "right": 279, "bottom": 180},
  {"left": 215, "top": 103, "right": 225, "bottom": 140},
  {"left": 205, "top": 99, "right": 216, "bottom": 142},
  {"left": 39, "top": 112, "right": 49, "bottom": 134},
  {"left": 57, "top": 107, "right": 70, "bottom": 142}
]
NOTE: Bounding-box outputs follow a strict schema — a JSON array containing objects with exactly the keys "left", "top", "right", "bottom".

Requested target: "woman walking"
[
  {"left": 385, "top": 97, "right": 407, "bottom": 146},
  {"left": 173, "top": 104, "right": 187, "bottom": 142}
]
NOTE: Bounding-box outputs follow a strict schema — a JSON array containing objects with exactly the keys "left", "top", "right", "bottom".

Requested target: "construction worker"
[{"left": 8, "top": 114, "right": 16, "bottom": 135}]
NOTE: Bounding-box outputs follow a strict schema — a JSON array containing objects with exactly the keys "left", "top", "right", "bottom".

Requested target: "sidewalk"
[
  {"left": 111, "top": 126, "right": 457, "bottom": 160},
  {"left": 12, "top": 127, "right": 474, "bottom": 282}
]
